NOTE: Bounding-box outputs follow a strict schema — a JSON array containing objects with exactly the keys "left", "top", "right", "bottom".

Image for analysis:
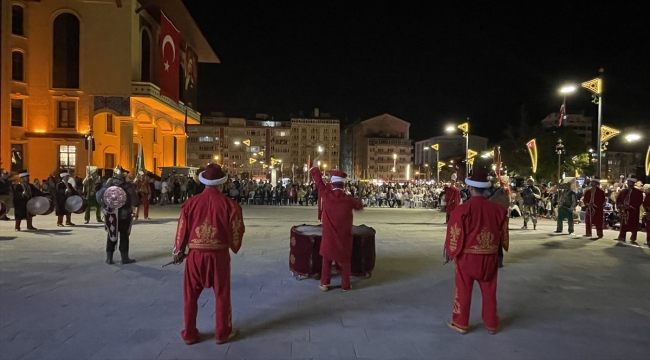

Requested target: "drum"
[
  {"left": 289, "top": 224, "right": 377, "bottom": 279},
  {"left": 0, "top": 200, "right": 8, "bottom": 219},
  {"left": 350, "top": 225, "right": 376, "bottom": 278},
  {"left": 65, "top": 195, "right": 88, "bottom": 214},
  {"left": 289, "top": 225, "right": 323, "bottom": 278},
  {"left": 26, "top": 196, "right": 55, "bottom": 216},
  {"left": 103, "top": 186, "right": 127, "bottom": 209}
]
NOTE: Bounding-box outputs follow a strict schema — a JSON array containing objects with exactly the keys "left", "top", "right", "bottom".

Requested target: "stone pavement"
[{"left": 1, "top": 204, "right": 649, "bottom": 360}]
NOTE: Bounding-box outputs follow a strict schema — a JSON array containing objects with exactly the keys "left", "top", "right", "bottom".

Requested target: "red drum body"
[
  {"left": 65, "top": 195, "right": 88, "bottom": 214},
  {"left": 289, "top": 224, "right": 377, "bottom": 279},
  {"left": 0, "top": 200, "right": 8, "bottom": 219},
  {"left": 350, "top": 225, "right": 376, "bottom": 277},
  {"left": 26, "top": 196, "right": 54, "bottom": 216},
  {"left": 289, "top": 225, "right": 323, "bottom": 278}
]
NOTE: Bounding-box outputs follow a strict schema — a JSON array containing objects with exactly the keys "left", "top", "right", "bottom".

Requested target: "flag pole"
[{"left": 184, "top": 106, "right": 188, "bottom": 167}]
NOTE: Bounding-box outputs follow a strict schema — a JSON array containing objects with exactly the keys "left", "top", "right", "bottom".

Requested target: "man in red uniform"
[
  {"left": 172, "top": 164, "right": 244, "bottom": 345},
  {"left": 133, "top": 171, "right": 151, "bottom": 220},
  {"left": 310, "top": 155, "right": 362, "bottom": 292},
  {"left": 615, "top": 175, "right": 643, "bottom": 243},
  {"left": 643, "top": 184, "right": 650, "bottom": 246},
  {"left": 583, "top": 176, "right": 606, "bottom": 239},
  {"left": 444, "top": 167, "right": 508, "bottom": 335},
  {"left": 444, "top": 173, "right": 460, "bottom": 224}
]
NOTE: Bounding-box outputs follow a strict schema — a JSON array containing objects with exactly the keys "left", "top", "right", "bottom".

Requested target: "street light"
[
  {"left": 234, "top": 141, "right": 241, "bottom": 145},
  {"left": 625, "top": 133, "right": 641, "bottom": 142},
  {"left": 560, "top": 85, "right": 577, "bottom": 94},
  {"left": 445, "top": 126, "right": 455, "bottom": 132}
]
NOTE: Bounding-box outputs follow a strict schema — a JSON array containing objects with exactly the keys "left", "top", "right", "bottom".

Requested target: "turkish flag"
[{"left": 160, "top": 11, "right": 180, "bottom": 103}]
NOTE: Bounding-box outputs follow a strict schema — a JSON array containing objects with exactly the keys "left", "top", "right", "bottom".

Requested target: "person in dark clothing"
[{"left": 12, "top": 170, "right": 43, "bottom": 231}]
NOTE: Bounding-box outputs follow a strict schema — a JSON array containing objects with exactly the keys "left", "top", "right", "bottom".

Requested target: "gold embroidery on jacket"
[
  {"left": 466, "top": 226, "right": 498, "bottom": 254},
  {"left": 193, "top": 217, "right": 218, "bottom": 244},
  {"left": 448, "top": 223, "right": 460, "bottom": 252},
  {"left": 232, "top": 215, "right": 243, "bottom": 246},
  {"left": 175, "top": 217, "right": 184, "bottom": 243}
]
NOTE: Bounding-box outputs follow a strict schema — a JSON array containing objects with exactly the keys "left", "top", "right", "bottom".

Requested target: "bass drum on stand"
[{"left": 26, "top": 196, "right": 55, "bottom": 216}]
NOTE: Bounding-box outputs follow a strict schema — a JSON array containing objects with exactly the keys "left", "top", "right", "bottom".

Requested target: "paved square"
[{"left": 1, "top": 205, "right": 649, "bottom": 359}]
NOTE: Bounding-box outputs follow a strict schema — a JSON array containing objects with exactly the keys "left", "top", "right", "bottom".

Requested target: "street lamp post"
[
  {"left": 431, "top": 143, "right": 440, "bottom": 183},
  {"left": 556, "top": 139, "right": 565, "bottom": 183}
]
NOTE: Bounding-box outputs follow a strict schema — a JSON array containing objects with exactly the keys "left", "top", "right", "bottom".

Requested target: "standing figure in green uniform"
[{"left": 555, "top": 178, "right": 577, "bottom": 235}]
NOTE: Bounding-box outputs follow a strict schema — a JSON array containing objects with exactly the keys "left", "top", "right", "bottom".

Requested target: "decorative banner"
[
  {"left": 600, "top": 125, "right": 620, "bottom": 143},
  {"left": 431, "top": 144, "right": 439, "bottom": 151},
  {"left": 526, "top": 139, "right": 538, "bottom": 174},
  {"left": 489, "top": 150, "right": 495, "bottom": 157},
  {"left": 159, "top": 11, "right": 180, "bottom": 102},
  {"left": 467, "top": 149, "right": 478, "bottom": 159},
  {"left": 181, "top": 45, "right": 198, "bottom": 109},
  {"left": 258, "top": 151, "right": 264, "bottom": 156},
  {"left": 645, "top": 146, "right": 650, "bottom": 176},
  {"left": 581, "top": 78, "right": 602, "bottom": 95},
  {"left": 438, "top": 161, "right": 445, "bottom": 169},
  {"left": 249, "top": 158, "right": 256, "bottom": 164},
  {"left": 467, "top": 158, "right": 475, "bottom": 165},
  {"left": 458, "top": 123, "right": 469, "bottom": 133},
  {"left": 243, "top": 139, "right": 251, "bottom": 146},
  {"left": 263, "top": 164, "right": 268, "bottom": 169}
]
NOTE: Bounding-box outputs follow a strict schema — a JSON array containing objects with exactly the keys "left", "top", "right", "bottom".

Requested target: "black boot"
[
  {"left": 106, "top": 252, "right": 115, "bottom": 265},
  {"left": 120, "top": 252, "right": 136, "bottom": 264}
]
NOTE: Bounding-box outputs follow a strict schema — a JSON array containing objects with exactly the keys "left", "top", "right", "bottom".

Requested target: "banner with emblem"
[
  {"left": 160, "top": 12, "right": 180, "bottom": 102},
  {"left": 181, "top": 45, "right": 198, "bottom": 109}
]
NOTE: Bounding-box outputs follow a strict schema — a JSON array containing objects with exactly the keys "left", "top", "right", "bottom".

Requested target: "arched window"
[
  {"left": 52, "top": 13, "right": 80, "bottom": 89},
  {"left": 12, "top": 5, "right": 24, "bottom": 36},
  {"left": 11, "top": 51, "right": 24, "bottom": 81},
  {"left": 140, "top": 30, "right": 151, "bottom": 82}
]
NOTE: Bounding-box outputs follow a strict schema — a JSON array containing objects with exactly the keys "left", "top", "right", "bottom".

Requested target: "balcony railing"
[{"left": 131, "top": 82, "right": 200, "bottom": 121}]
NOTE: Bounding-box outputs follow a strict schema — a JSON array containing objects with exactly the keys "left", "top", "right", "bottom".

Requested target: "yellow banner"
[
  {"left": 243, "top": 139, "right": 251, "bottom": 146},
  {"left": 431, "top": 144, "right": 439, "bottom": 150},
  {"left": 258, "top": 151, "right": 264, "bottom": 156},
  {"left": 526, "top": 139, "right": 538, "bottom": 174},
  {"left": 249, "top": 158, "right": 256, "bottom": 164},
  {"left": 467, "top": 158, "right": 475, "bottom": 165},
  {"left": 458, "top": 122, "right": 469, "bottom": 133},
  {"left": 600, "top": 125, "right": 620, "bottom": 143},
  {"left": 581, "top": 78, "right": 602, "bottom": 95},
  {"left": 467, "top": 149, "right": 478, "bottom": 159},
  {"left": 438, "top": 161, "right": 445, "bottom": 169},
  {"left": 263, "top": 164, "right": 268, "bottom": 168}
]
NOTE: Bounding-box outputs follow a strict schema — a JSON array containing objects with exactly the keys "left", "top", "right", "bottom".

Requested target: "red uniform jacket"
[
  {"left": 583, "top": 186, "right": 606, "bottom": 218},
  {"left": 444, "top": 196, "right": 508, "bottom": 259},
  {"left": 173, "top": 187, "right": 244, "bottom": 255},
  {"left": 310, "top": 167, "right": 363, "bottom": 263},
  {"left": 318, "top": 183, "right": 333, "bottom": 221},
  {"left": 445, "top": 182, "right": 460, "bottom": 214},
  {"left": 616, "top": 187, "right": 643, "bottom": 225}
]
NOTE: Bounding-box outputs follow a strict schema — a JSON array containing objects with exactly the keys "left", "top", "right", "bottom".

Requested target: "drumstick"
[{"left": 161, "top": 260, "right": 175, "bottom": 268}]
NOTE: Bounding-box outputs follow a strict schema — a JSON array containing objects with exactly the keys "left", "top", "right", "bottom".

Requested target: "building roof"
[
  {"left": 138, "top": 0, "right": 220, "bottom": 63},
  {"left": 360, "top": 113, "right": 410, "bottom": 126}
]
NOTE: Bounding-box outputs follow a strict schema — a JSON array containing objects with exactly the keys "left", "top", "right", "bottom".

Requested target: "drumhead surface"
[
  {"left": 294, "top": 225, "right": 322, "bottom": 236},
  {"left": 352, "top": 225, "right": 375, "bottom": 235},
  {"left": 65, "top": 195, "right": 83, "bottom": 212}
]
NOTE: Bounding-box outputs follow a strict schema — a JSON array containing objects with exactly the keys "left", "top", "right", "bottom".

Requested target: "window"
[
  {"left": 198, "top": 136, "right": 214, "bottom": 142},
  {"left": 57, "top": 101, "right": 76, "bottom": 128},
  {"left": 140, "top": 30, "right": 151, "bottom": 82},
  {"left": 52, "top": 13, "right": 80, "bottom": 89},
  {"left": 11, "top": 99, "right": 23, "bottom": 127},
  {"left": 153, "top": 128, "right": 157, "bottom": 143},
  {"left": 104, "top": 153, "right": 115, "bottom": 169},
  {"left": 12, "top": 51, "right": 24, "bottom": 81},
  {"left": 106, "top": 114, "right": 114, "bottom": 133},
  {"left": 59, "top": 145, "right": 76, "bottom": 170},
  {"left": 12, "top": 5, "right": 24, "bottom": 36}
]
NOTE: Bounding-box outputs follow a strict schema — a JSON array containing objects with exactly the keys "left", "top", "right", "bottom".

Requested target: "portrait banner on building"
[
  {"left": 160, "top": 11, "right": 180, "bottom": 102},
  {"left": 181, "top": 45, "right": 198, "bottom": 109}
]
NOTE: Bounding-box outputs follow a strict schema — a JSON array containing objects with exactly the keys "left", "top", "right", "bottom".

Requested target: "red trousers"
[
  {"left": 618, "top": 210, "right": 639, "bottom": 241},
  {"left": 134, "top": 195, "right": 149, "bottom": 219},
  {"left": 320, "top": 257, "right": 351, "bottom": 290},
  {"left": 585, "top": 209, "right": 603, "bottom": 237},
  {"left": 451, "top": 253, "right": 499, "bottom": 332},
  {"left": 182, "top": 250, "right": 232, "bottom": 343}
]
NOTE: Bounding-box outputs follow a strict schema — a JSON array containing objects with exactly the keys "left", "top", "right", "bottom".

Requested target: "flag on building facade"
[
  {"left": 160, "top": 12, "right": 180, "bottom": 102},
  {"left": 557, "top": 99, "right": 566, "bottom": 127},
  {"left": 181, "top": 45, "right": 198, "bottom": 109},
  {"left": 496, "top": 147, "right": 502, "bottom": 182}
]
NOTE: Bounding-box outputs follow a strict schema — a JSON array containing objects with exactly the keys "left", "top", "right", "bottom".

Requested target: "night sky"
[{"left": 182, "top": 1, "right": 649, "bottom": 142}]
